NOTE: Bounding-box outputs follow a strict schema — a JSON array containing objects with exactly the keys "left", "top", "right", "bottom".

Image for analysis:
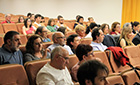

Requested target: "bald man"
[
  {"left": 48, "top": 32, "right": 74, "bottom": 55},
  {"left": 1, "top": 14, "right": 14, "bottom": 24},
  {"left": 36, "top": 46, "right": 74, "bottom": 85}
]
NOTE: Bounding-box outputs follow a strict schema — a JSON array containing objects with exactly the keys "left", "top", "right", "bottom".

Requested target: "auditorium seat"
[
  {"left": 16, "top": 23, "right": 24, "bottom": 34},
  {"left": 65, "top": 31, "right": 76, "bottom": 38},
  {"left": 2, "top": 23, "right": 18, "bottom": 33},
  {"left": 19, "top": 45, "right": 26, "bottom": 54},
  {"left": 0, "top": 64, "right": 29, "bottom": 85},
  {"left": 80, "top": 38, "right": 92, "bottom": 45},
  {"left": 107, "top": 75, "right": 125, "bottom": 85},
  {"left": 20, "top": 34, "right": 28, "bottom": 45},
  {"left": 0, "top": 24, "right": 4, "bottom": 34},
  {"left": 42, "top": 42, "right": 53, "bottom": 49},
  {"left": 47, "top": 32, "right": 55, "bottom": 41},
  {"left": 0, "top": 36, "right": 4, "bottom": 47},
  {"left": 24, "top": 59, "right": 50, "bottom": 85},
  {"left": 65, "top": 22, "right": 75, "bottom": 30}
]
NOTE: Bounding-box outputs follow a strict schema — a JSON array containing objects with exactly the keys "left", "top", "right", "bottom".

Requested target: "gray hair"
[
  {"left": 123, "top": 23, "right": 131, "bottom": 28},
  {"left": 51, "top": 46, "right": 66, "bottom": 60}
]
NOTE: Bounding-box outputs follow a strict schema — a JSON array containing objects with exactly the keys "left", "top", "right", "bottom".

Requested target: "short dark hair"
[
  {"left": 4, "top": 31, "right": 19, "bottom": 44},
  {"left": 27, "top": 13, "right": 32, "bottom": 18},
  {"left": 92, "top": 28, "right": 100, "bottom": 41},
  {"left": 35, "top": 14, "right": 42, "bottom": 20},
  {"left": 77, "top": 16, "right": 84, "bottom": 23},
  {"left": 75, "top": 44, "right": 93, "bottom": 61},
  {"left": 48, "top": 18, "right": 55, "bottom": 26},
  {"left": 24, "top": 18, "right": 32, "bottom": 28},
  {"left": 66, "top": 34, "right": 78, "bottom": 48},
  {"left": 77, "top": 60, "right": 109, "bottom": 85},
  {"left": 35, "top": 26, "right": 44, "bottom": 34},
  {"left": 89, "top": 23, "right": 98, "bottom": 30},
  {"left": 41, "top": 16, "right": 44, "bottom": 19},
  {"left": 57, "top": 26, "right": 66, "bottom": 35},
  {"left": 131, "top": 21, "right": 140, "bottom": 28},
  {"left": 57, "top": 15, "right": 63, "bottom": 20},
  {"left": 26, "top": 34, "right": 43, "bottom": 55}
]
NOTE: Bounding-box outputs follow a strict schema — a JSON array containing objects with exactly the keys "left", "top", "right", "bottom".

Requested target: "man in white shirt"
[
  {"left": 36, "top": 46, "right": 74, "bottom": 85},
  {"left": 48, "top": 32, "right": 74, "bottom": 55},
  {"left": 90, "top": 28, "right": 107, "bottom": 51}
]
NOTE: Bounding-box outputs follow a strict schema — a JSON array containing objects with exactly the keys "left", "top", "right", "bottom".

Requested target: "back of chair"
[
  {"left": 24, "top": 59, "right": 50, "bottom": 85},
  {"left": 80, "top": 38, "right": 92, "bottom": 45},
  {"left": 0, "top": 24, "right": 4, "bottom": 34},
  {"left": 20, "top": 34, "right": 28, "bottom": 45},
  {"left": 16, "top": 23, "right": 24, "bottom": 34},
  {"left": 47, "top": 32, "right": 55, "bottom": 41},
  {"left": 2, "top": 23, "right": 18, "bottom": 33},
  {"left": 65, "top": 31, "right": 76, "bottom": 38},
  {"left": 0, "top": 64, "right": 29, "bottom": 85},
  {"left": 0, "top": 36, "right": 4, "bottom": 47}
]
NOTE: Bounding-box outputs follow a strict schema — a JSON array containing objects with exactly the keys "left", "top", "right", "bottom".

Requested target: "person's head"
[
  {"left": 92, "top": 28, "right": 104, "bottom": 43},
  {"left": 50, "top": 46, "right": 69, "bottom": 69},
  {"left": 75, "top": 24, "right": 85, "bottom": 37},
  {"left": 27, "top": 13, "right": 32, "bottom": 18},
  {"left": 101, "top": 23, "right": 110, "bottom": 35},
  {"left": 57, "top": 26, "right": 67, "bottom": 35},
  {"left": 88, "top": 17, "right": 94, "bottom": 23},
  {"left": 24, "top": 18, "right": 32, "bottom": 28},
  {"left": 4, "top": 31, "right": 21, "bottom": 52},
  {"left": 52, "top": 32, "right": 66, "bottom": 46},
  {"left": 26, "top": 34, "right": 43, "bottom": 54},
  {"left": 57, "top": 15, "right": 64, "bottom": 24},
  {"left": 111, "top": 22, "right": 120, "bottom": 32},
  {"left": 18, "top": 16, "right": 25, "bottom": 23},
  {"left": 66, "top": 34, "right": 80, "bottom": 49},
  {"left": 35, "top": 14, "right": 42, "bottom": 23},
  {"left": 120, "top": 23, "right": 132, "bottom": 41},
  {"left": 131, "top": 21, "right": 140, "bottom": 31},
  {"left": 76, "top": 44, "right": 94, "bottom": 61},
  {"left": 30, "top": 14, "right": 35, "bottom": 22},
  {"left": 77, "top": 16, "right": 84, "bottom": 24},
  {"left": 5, "top": 14, "right": 11, "bottom": 22},
  {"left": 89, "top": 23, "right": 98, "bottom": 32},
  {"left": 35, "top": 26, "right": 48, "bottom": 38},
  {"left": 77, "top": 60, "right": 109, "bottom": 85},
  {"left": 76, "top": 15, "right": 80, "bottom": 21},
  {"left": 41, "top": 16, "right": 45, "bottom": 23},
  {"left": 48, "top": 18, "right": 55, "bottom": 26}
]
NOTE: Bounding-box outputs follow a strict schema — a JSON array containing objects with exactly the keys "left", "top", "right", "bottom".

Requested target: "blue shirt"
[
  {"left": 43, "top": 38, "right": 51, "bottom": 42},
  {"left": 0, "top": 45, "right": 23, "bottom": 65}
]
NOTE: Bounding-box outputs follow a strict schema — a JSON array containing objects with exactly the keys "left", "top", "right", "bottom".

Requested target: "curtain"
[{"left": 121, "top": 0, "right": 140, "bottom": 27}]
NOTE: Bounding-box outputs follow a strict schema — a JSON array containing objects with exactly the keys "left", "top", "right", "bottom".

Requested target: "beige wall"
[{"left": 0, "top": 0, "right": 122, "bottom": 26}]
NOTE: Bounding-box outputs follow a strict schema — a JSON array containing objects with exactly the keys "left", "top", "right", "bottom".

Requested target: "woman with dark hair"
[
  {"left": 57, "top": 26, "right": 67, "bottom": 35},
  {"left": 101, "top": 23, "right": 110, "bottom": 35},
  {"left": 46, "top": 18, "right": 57, "bottom": 32},
  {"left": 131, "top": 21, "right": 140, "bottom": 34},
  {"left": 24, "top": 34, "right": 50, "bottom": 63},
  {"left": 22, "top": 18, "right": 35, "bottom": 35},
  {"left": 18, "top": 16, "right": 25, "bottom": 23},
  {"left": 110, "top": 22, "right": 121, "bottom": 35},
  {"left": 73, "top": 16, "right": 86, "bottom": 29}
]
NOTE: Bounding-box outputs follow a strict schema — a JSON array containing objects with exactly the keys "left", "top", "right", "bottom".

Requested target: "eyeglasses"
[
  {"left": 85, "top": 51, "right": 94, "bottom": 56},
  {"left": 57, "top": 37, "right": 65, "bottom": 39}
]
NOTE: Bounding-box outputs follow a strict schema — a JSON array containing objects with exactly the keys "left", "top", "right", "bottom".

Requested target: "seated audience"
[
  {"left": 22, "top": 18, "right": 35, "bottom": 35},
  {"left": 110, "top": 22, "right": 121, "bottom": 35},
  {"left": 47, "top": 18, "right": 57, "bottom": 32},
  {"left": 0, "top": 31, "right": 23, "bottom": 65},
  {"left": 1, "top": 14, "right": 14, "bottom": 24},
  {"left": 18, "top": 16, "right": 25, "bottom": 23},
  {"left": 85, "top": 23, "right": 98, "bottom": 38},
  {"left": 33, "top": 14, "right": 50, "bottom": 32},
  {"left": 132, "top": 30, "right": 140, "bottom": 45},
  {"left": 36, "top": 46, "right": 74, "bottom": 85},
  {"left": 57, "top": 26, "right": 67, "bottom": 35},
  {"left": 90, "top": 28, "right": 107, "bottom": 51},
  {"left": 118, "top": 23, "right": 135, "bottom": 47},
  {"left": 101, "top": 23, "right": 110, "bottom": 35},
  {"left": 75, "top": 24, "right": 86, "bottom": 39},
  {"left": 131, "top": 21, "right": 140, "bottom": 34},
  {"left": 35, "top": 26, "right": 51, "bottom": 42},
  {"left": 87, "top": 17, "right": 94, "bottom": 26},
  {"left": 66, "top": 34, "right": 81, "bottom": 54},
  {"left": 41, "top": 16, "right": 45, "bottom": 23},
  {"left": 27, "top": 12, "right": 32, "bottom": 18},
  {"left": 77, "top": 60, "right": 109, "bottom": 85},
  {"left": 74, "top": 16, "right": 86, "bottom": 29},
  {"left": 24, "top": 35, "right": 50, "bottom": 63},
  {"left": 56, "top": 15, "right": 72, "bottom": 31},
  {"left": 48, "top": 32, "right": 73, "bottom": 55},
  {"left": 71, "top": 44, "right": 98, "bottom": 81}
]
